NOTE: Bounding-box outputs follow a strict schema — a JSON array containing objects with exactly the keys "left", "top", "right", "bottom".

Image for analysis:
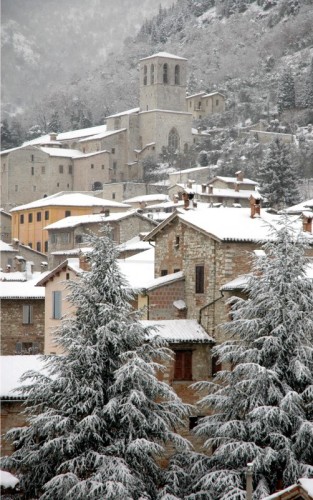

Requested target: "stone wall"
[
  {"left": 0, "top": 299, "right": 45, "bottom": 355},
  {"left": 147, "top": 279, "right": 186, "bottom": 321},
  {"left": 1, "top": 401, "right": 26, "bottom": 456}
]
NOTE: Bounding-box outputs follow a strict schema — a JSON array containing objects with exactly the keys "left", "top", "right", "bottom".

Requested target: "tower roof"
[{"left": 139, "top": 52, "right": 187, "bottom": 62}]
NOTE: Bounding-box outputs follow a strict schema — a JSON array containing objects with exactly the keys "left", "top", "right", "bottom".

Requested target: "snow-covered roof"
[
  {"left": 0, "top": 240, "right": 15, "bottom": 252},
  {"left": 11, "top": 193, "right": 129, "bottom": 212},
  {"left": 186, "top": 91, "right": 206, "bottom": 99},
  {"left": 44, "top": 210, "right": 133, "bottom": 230},
  {"left": 22, "top": 125, "right": 108, "bottom": 146},
  {"left": 39, "top": 147, "right": 82, "bottom": 158},
  {"left": 124, "top": 194, "right": 169, "bottom": 204},
  {"left": 36, "top": 258, "right": 83, "bottom": 286},
  {"left": 140, "top": 52, "right": 187, "bottom": 61},
  {"left": 142, "top": 319, "right": 214, "bottom": 343},
  {"left": 299, "top": 478, "right": 313, "bottom": 498},
  {"left": 0, "top": 355, "right": 49, "bottom": 399},
  {"left": 202, "top": 91, "right": 225, "bottom": 98},
  {"left": 0, "top": 279, "right": 45, "bottom": 298},
  {"left": 143, "top": 271, "right": 184, "bottom": 291},
  {"left": 175, "top": 182, "right": 260, "bottom": 200},
  {"left": 145, "top": 208, "right": 312, "bottom": 244},
  {"left": 220, "top": 275, "right": 251, "bottom": 291},
  {"left": 169, "top": 165, "right": 212, "bottom": 175},
  {"left": 284, "top": 199, "right": 313, "bottom": 214},
  {"left": 263, "top": 478, "right": 313, "bottom": 499},
  {"left": 145, "top": 200, "right": 184, "bottom": 210},
  {"left": 118, "top": 247, "right": 155, "bottom": 289},
  {"left": 213, "top": 175, "right": 258, "bottom": 186},
  {"left": 107, "top": 108, "right": 140, "bottom": 119},
  {"left": 74, "top": 149, "right": 109, "bottom": 158},
  {"left": 117, "top": 236, "right": 151, "bottom": 253},
  {"left": 79, "top": 128, "right": 127, "bottom": 142}
]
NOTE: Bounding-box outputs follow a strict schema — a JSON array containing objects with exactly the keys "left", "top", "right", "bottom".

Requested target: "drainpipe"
[{"left": 198, "top": 291, "right": 224, "bottom": 325}]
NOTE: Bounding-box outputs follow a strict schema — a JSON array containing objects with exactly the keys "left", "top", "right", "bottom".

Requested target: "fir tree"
[
  {"left": 190, "top": 217, "right": 313, "bottom": 499},
  {"left": 1, "top": 229, "right": 190, "bottom": 499},
  {"left": 258, "top": 138, "right": 300, "bottom": 209},
  {"left": 305, "top": 58, "right": 313, "bottom": 109},
  {"left": 277, "top": 68, "right": 296, "bottom": 114}
]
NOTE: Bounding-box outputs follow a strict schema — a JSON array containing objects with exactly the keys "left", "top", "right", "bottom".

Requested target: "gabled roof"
[
  {"left": 44, "top": 210, "right": 157, "bottom": 230},
  {"left": 22, "top": 125, "right": 108, "bottom": 146},
  {"left": 142, "top": 319, "right": 214, "bottom": 344},
  {"left": 11, "top": 193, "right": 130, "bottom": 212},
  {"left": 36, "top": 258, "right": 83, "bottom": 286},
  {"left": 211, "top": 175, "right": 258, "bottom": 186},
  {"left": 144, "top": 208, "right": 313, "bottom": 244},
  {"left": 0, "top": 279, "right": 45, "bottom": 299},
  {"left": 79, "top": 128, "right": 127, "bottom": 142}
]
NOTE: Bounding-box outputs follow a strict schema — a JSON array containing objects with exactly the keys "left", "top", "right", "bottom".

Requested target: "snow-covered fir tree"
[
  {"left": 258, "top": 138, "right": 300, "bottom": 209},
  {"left": 277, "top": 68, "right": 296, "bottom": 113},
  {"left": 188, "top": 217, "right": 313, "bottom": 499},
  {"left": 1, "top": 228, "right": 190, "bottom": 500}
]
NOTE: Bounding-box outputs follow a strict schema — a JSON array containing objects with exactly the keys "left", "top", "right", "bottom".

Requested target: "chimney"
[
  {"left": 234, "top": 182, "right": 240, "bottom": 192},
  {"left": 246, "top": 463, "right": 253, "bottom": 500},
  {"left": 12, "top": 238, "right": 19, "bottom": 250},
  {"left": 302, "top": 212, "right": 313, "bottom": 233},
  {"left": 173, "top": 195, "right": 179, "bottom": 204},
  {"left": 236, "top": 170, "right": 244, "bottom": 182},
  {"left": 79, "top": 254, "right": 90, "bottom": 271},
  {"left": 201, "top": 184, "right": 207, "bottom": 194},
  {"left": 49, "top": 132, "right": 58, "bottom": 141},
  {"left": 250, "top": 194, "right": 261, "bottom": 218},
  {"left": 208, "top": 184, "right": 213, "bottom": 194},
  {"left": 187, "top": 179, "right": 194, "bottom": 189},
  {"left": 182, "top": 192, "right": 190, "bottom": 210},
  {"left": 5, "top": 264, "right": 11, "bottom": 273},
  {"left": 139, "top": 201, "right": 147, "bottom": 210}
]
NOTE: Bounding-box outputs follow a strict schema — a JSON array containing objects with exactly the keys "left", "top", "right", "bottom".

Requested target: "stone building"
[
  {"left": 186, "top": 91, "right": 225, "bottom": 120},
  {"left": 0, "top": 239, "right": 47, "bottom": 272},
  {"left": 144, "top": 204, "right": 313, "bottom": 344},
  {"left": 1, "top": 52, "right": 196, "bottom": 212},
  {"left": 0, "top": 278, "right": 45, "bottom": 355},
  {"left": 45, "top": 210, "right": 158, "bottom": 268}
]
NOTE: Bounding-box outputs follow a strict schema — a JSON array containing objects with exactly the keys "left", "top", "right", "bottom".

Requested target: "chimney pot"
[
  {"left": 235, "top": 170, "right": 244, "bottom": 182},
  {"left": 182, "top": 192, "right": 190, "bottom": 210},
  {"left": 208, "top": 184, "right": 213, "bottom": 194},
  {"left": 250, "top": 194, "right": 261, "bottom": 218},
  {"left": 302, "top": 212, "right": 313, "bottom": 233}
]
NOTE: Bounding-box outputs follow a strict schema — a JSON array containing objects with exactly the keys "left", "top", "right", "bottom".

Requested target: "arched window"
[
  {"left": 175, "top": 65, "right": 180, "bottom": 85},
  {"left": 92, "top": 181, "right": 103, "bottom": 191},
  {"left": 143, "top": 65, "right": 147, "bottom": 85},
  {"left": 163, "top": 63, "right": 168, "bottom": 84},
  {"left": 168, "top": 128, "right": 180, "bottom": 152},
  {"left": 150, "top": 64, "right": 154, "bottom": 84}
]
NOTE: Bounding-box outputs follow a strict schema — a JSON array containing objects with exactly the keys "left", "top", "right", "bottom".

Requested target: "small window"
[
  {"left": 37, "top": 212, "right": 41, "bottom": 222},
  {"left": 212, "top": 354, "right": 222, "bottom": 377},
  {"left": 68, "top": 165, "right": 72, "bottom": 174},
  {"left": 65, "top": 210, "right": 71, "bottom": 217},
  {"left": 28, "top": 213, "right": 33, "bottom": 223},
  {"left": 113, "top": 161, "right": 117, "bottom": 171},
  {"left": 174, "top": 268, "right": 180, "bottom": 273},
  {"left": 28, "top": 242, "right": 32, "bottom": 248},
  {"left": 42, "top": 166, "right": 45, "bottom": 174},
  {"left": 31, "top": 154, "right": 34, "bottom": 162},
  {"left": 52, "top": 291, "right": 62, "bottom": 319},
  {"left": 59, "top": 165, "right": 64, "bottom": 173},
  {"left": 216, "top": 99, "right": 219, "bottom": 106},
  {"left": 20, "top": 214, "right": 24, "bottom": 224},
  {"left": 161, "top": 270, "right": 168, "bottom": 276},
  {"left": 150, "top": 64, "right": 154, "bottom": 84},
  {"left": 22, "top": 305, "right": 33, "bottom": 324},
  {"left": 111, "top": 148, "right": 115, "bottom": 154},
  {"left": 91, "top": 163, "right": 94, "bottom": 169},
  {"left": 44, "top": 241, "right": 48, "bottom": 252},
  {"left": 15, "top": 185, "right": 18, "bottom": 191},
  {"left": 112, "top": 193, "right": 116, "bottom": 200},
  {"left": 16, "top": 342, "right": 39, "bottom": 354},
  {"left": 101, "top": 165, "right": 104, "bottom": 170},
  {"left": 195, "top": 265, "right": 204, "bottom": 294},
  {"left": 31, "top": 166, "right": 34, "bottom": 175},
  {"left": 66, "top": 273, "right": 70, "bottom": 280},
  {"left": 174, "top": 350, "right": 192, "bottom": 380},
  {"left": 163, "top": 63, "right": 168, "bottom": 84},
  {"left": 45, "top": 211, "right": 49, "bottom": 220},
  {"left": 36, "top": 242, "right": 41, "bottom": 252},
  {"left": 175, "top": 236, "right": 180, "bottom": 249}
]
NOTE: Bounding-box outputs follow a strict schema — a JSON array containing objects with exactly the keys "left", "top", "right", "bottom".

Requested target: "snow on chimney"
[
  {"left": 208, "top": 184, "right": 213, "bottom": 194},
  {"left": 236, "top": 170, "right": 244, "bottom": 182},
  {"left": 187, "top": 179, "right": 194, "bottom": 189},
  {"left": 49, "top": 132, "right": 58, "bottom": 141},
  {"left": 234, "top": 182, "right": 240, "bottom": 192},
  {"left": 173, "top": 195, "right": 179, "bottom": 204},
  {"left": 249, "top": 194, "right": 261, "bottom": 218},
  {"left": 302, "top": 211, "right": 313, "bottom": 233}
]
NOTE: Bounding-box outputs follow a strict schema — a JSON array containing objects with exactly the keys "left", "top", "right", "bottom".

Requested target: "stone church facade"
[{"left": 1, "top": 52, "right": 194, "bottom": 212}]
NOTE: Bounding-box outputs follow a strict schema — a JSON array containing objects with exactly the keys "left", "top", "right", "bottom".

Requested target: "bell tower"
[{"left": 139, "top": 52, "right": 187, "bottom": 113}]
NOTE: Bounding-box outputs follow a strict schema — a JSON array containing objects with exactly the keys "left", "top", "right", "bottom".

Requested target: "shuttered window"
[
  {"left": 52, "top": 291, "right": 62, "bottom": 319},
  {"left": 174, "top": 350, "right": 192, "bottom": 380},
  {"left": 195, "top": 265, "right": 204, "bottom": 294},
  {"left": 22, "top": 305, "right": 33, "bottom": 324}
]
